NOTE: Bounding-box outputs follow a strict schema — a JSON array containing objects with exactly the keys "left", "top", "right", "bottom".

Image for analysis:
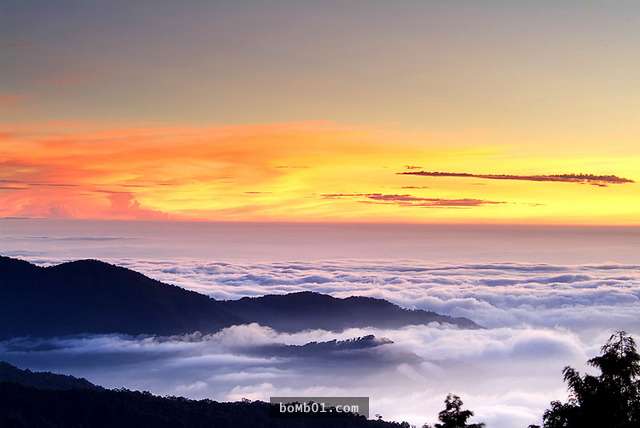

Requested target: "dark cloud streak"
[
  {"left": 322, "top": 193, "right": 504, "bottom": 207},
  {"left": 398, "top": 171, "right": 634, "bottom": 186},
  {"left": 0, "top": 179, "right": 79, "bottom": 188}
]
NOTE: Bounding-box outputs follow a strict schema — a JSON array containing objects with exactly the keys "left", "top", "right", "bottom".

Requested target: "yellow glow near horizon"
[{"left": 0, "top": 122, "right": 638, "bottom": 225}]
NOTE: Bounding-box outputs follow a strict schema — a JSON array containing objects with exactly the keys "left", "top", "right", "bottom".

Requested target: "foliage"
[
  {"left": 541, "top": 331, "right": 640, "bottom": 428},
  {"left": 422, "top": 394, "right": 485, "bottom": 428}
]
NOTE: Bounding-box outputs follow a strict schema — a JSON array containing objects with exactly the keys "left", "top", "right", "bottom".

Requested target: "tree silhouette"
[
  {"left": 426, "top": 394, "right": 485, "bottom": 428},
  {"left": 541, "top": 331, "right": 640, "bottom": 428}
]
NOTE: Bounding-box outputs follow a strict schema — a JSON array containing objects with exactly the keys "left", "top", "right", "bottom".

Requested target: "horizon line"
[{"left": 2, "top": 217, "right": 640, "bottom": 228}]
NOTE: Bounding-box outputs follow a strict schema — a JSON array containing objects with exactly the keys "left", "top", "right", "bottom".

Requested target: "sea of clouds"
[
  {"left": 2, "top": 256, "right": 640, "bottom": 427},
  {"left": 89, "top": 258, "right": 640, "bottom": 334}
]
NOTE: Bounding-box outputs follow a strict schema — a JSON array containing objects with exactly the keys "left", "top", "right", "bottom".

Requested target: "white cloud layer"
[
  {"left": 3, "top": 256, "right": 640, "bottom": 427},
  {"left": 0, "top": 324, "right": 591, "bottom": 428},
  {"left": 104, "top": 259, "right": 640, "bottom": 334}
]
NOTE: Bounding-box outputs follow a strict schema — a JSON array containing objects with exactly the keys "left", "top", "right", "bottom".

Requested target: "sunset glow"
[
  {"left": 1, "top": 121, "right": 638, "bottom": 224},
  {"left": 2, "top": 1, "right": 639, "bottom": 224}
]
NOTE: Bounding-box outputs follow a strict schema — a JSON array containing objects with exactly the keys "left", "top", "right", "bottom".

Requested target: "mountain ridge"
[
  {"left": 0, "top": 255, "right": 480, "bottom": 338},
  {"left": 0, "top": 361, "right": 97, "bottom": 391},
  {"left": 0, "top": 361, "right": 408, "bottom": 428}
]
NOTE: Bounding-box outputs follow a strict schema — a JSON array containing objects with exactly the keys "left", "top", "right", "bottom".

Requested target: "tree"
[
  {"left": 541, "top": 331, "right": 640, "bottom": 428},
  {"left": 434, "top": 394, "right": 485, "bottom": 428}
]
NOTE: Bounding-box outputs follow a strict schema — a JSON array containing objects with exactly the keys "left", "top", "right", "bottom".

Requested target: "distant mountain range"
[
  {"left": 0, "top": 255, "right": 479, "bottom": 339},
  {"left": 0, "top": 361, "right": 409, "bottom": 428},
  {"left": 0, "top": 361, "right": 97, "bottom": 391},
  {"left": 225, "top": 292, "right": 478, "bottom": 331}
]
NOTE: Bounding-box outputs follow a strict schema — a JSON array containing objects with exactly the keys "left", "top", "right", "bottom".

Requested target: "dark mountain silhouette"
[
  {"left": 0, "top": 362, "right": 410, "bottom": 428},
  {"left": 0, "top": 256, "right": 242, "bottom": 338},
  {"left": 226, "top": 292, "right": 479, "bottom": 331},
  {"left": 248, "top": 334, "right": 394, "bottom": 359},
  {"left": 0, "top": 361, "right": 97, "bottom": 391},
  {"left": 0, "top": 255, "right": 479, "bottom": 339}
]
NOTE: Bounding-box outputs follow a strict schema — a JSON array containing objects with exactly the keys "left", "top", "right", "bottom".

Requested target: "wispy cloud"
[
  {"left": 398, "top": 171, "right": 634, "bottom": 187},
  {"left": 0, "top": 122, "right": 429, "bottom": 221},
  {"left": 322, "top": 193, "right": 504, "bottom": 208},
  {"left": 0, "top": 179, "right": 79, "bottom": 188},
  {"left": 1, "top": 122, "right": 637, "bottom": 222}
]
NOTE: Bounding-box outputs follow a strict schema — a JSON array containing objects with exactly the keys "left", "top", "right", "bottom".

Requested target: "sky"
[{"left": 2, "top": 0, "right": 640, "bottom": 224}]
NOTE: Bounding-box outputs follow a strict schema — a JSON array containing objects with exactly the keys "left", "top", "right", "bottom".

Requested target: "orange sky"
[
  {"left": 1, "top": 121, "right": 638, "bottom": 224},
  {"left": 2, "top": 2, "right": 640, "bottom": 224}
]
